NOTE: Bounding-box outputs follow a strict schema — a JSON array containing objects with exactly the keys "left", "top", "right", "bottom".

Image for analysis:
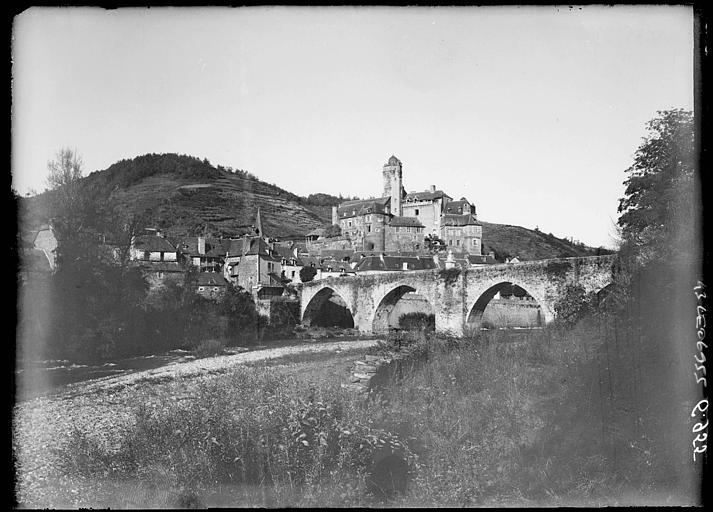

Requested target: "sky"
[{"left": 11, "top": 6, "right": 694, "bottom": 249}]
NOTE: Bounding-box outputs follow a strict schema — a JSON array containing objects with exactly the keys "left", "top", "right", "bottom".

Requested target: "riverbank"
[
  {"left": 13, "top": 326, "right": 699, "bottom": 508},
  {"left": 13, "top": 339, "right": 379, "bottom": 508}
]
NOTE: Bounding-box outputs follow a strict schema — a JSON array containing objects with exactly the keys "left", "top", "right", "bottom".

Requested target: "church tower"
[{"left": 383, "top": 155, "right": 403, "bottom": 216}]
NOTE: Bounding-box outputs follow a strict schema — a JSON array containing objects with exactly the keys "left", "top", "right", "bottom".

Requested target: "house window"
[
  {"left": 291, "top": 271, "right": 295, "bottom": 278},
  {"left": 198, "top": 286, "right": 205, "bottom": 291},
  {"left": 213, "top": 287, "right": 219, "bottom": 291},
  {"left": 348, "top": 221, "right": 352, "bottom": 227},
  {"left": 415, "top": 209, "right": 419, "bottom": 215},
  {"left": 157, "top": 271, "right": 164, "bottom": 278},
  {"left": 367, "top": 225, "right": 371, "bottom": 232},
  {"left": 456, "top": 240, "right": 460, "bottom": 246},
  {"left": 449, "top": 240, "right": 452, "bottom": 246}
]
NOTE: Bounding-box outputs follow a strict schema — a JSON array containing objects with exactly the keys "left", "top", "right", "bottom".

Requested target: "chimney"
[
  {"left": 198, "top": 236, "right": 206, "bottom": 255},
  {"left": 430, "top": 185, "right": 436, "bottom": 193},
  {"left": 331, "top": 206, "right": 338, "bottom": 226}
]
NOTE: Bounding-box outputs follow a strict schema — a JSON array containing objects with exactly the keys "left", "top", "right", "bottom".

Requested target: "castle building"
[
  {"left": 332, "top": 155, "right": 481, "bottom": 256},
  {"left": 402, "top": 186, "right": 453, "bottom": 236}
]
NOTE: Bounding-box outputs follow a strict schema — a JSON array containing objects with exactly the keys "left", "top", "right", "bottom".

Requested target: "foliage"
[
  {"left": 438, "top": 267, "right": 461, "bottom": 286},
  {"left": 220, "top": 285, "right": 259, "bottom": 345},
  {"left": 553, "top": 284, "right": 594, "bottom": 326},
  {"left": 55, "top": 370, "right": 413, "bottom": 507},
  {"left": 398, "top": 312, "right": 435, "bottom": 333},
  {"left": 424, "top": 234, "right": 446, "bottom": 253},
  {"left": 545, "top": 259, "right": 571, "bottom": 279},
  {"left": 324, "top": 224, "right": 342, "bottom": 238},
  {"left": 300, "top": 265, "right": 318, "bottom": 283},
  {"left": 617, "top": 109, "right": 695, "bottom": 265},
  {"left": 302, "top": 193, "right": 343, "bottom": 207},
  {"left": 192, "top": 339, "right": 226, "bottom": 358}
]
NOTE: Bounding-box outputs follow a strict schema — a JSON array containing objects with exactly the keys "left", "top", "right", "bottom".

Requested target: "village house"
[
  {"left": 196, "top": 271, "right": 229, "bottom": 300},
  {"left": 129, "top": 232, "right": 184, "bottom": 290},
  {"left": 175, "top": 236, "right": 228, "bottom": 272}
]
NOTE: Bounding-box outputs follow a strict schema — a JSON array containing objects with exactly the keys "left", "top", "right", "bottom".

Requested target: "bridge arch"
[
  {"left": 372, "top": 284, "right": 435, "bottom": 333},
  {"left": 466, "top": 281, "right": 550, "bottom": 332},
  {"left": 301, "top": 286, "right": 355, "bottom": 328}
]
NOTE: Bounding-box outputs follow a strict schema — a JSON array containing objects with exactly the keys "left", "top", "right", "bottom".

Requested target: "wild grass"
[
  {"left": 51, "top": 368, "right": 413, "bottom": 507},
  {"left": 47, "top": 317, "right": 698, "bottom": 507}
]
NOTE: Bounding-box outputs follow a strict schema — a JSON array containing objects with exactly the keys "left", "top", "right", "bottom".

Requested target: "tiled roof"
[
  {"left": 444, "top": 200, "right": 473, "bottom": 214},
  {"left": 273, "top": 244, "right": 297, "bottom": 260},
  {"left": 225, "top": 239, "right": 246, "bottom": 256},
  {"left": 467, "top": 254, "right": 498, "bottom": 265},
  {"left": 442, "top": 214, "right": 481, "bottom": 227},
  {"left": 196, "top": 272, "right": 229, "bottom": 286},
  {"left": 355, "top": 255, "right": 437, "bottom": 272},
  {"left": 337, "top": 197, "right": 391, "bottom": 219},
  {"left": 320, "top": 258, "right": 354, "bottom": 272},
  {"left": 306, "top": 228, "right": 326, "bottom": 237},
  {"left": 388, "top": 216, "right": 424, "bottom": 228},
  {"left": 404, "top": 189, "right": 452, "bottom": 202},
  {"left": 133, "top": 235, "right": 177, "bottom": 253},
  {"left": 320, "top": 249, "right": 355, "bottom": 261}
]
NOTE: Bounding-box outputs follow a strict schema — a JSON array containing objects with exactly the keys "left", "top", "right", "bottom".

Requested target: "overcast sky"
[{"left": 11, "top": 6, "right": 694, "bottom": 248}]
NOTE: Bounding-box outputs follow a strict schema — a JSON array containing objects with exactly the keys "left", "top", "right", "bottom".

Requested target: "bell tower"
[{"left": 383, "top": 155, "right": 403, "bottom": 216}]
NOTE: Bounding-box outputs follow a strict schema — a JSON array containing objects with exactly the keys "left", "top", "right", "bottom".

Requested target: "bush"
[
  {"left": 398, "top": 312, "right": 435, "bottom": 333},
  {"left": 191, "top": 338, "right": 225, "bottom": 358},
  {"left": 438, "top": 267, "right": 461, "bottom": 286},
  {"left": 300, "top": 266, "right": 318, "bottom": 283}
]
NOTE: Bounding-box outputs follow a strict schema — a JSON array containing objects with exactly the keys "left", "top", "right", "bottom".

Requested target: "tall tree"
[{"left": 617, "top": 109, "right": 696, "bottom": 265}]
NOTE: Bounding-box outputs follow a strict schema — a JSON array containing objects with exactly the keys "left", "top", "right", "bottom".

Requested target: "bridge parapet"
[{"left": 297, "top": 255, "right": 616, "bottom": 335}]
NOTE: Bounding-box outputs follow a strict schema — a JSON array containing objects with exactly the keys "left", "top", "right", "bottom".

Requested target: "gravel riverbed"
[{"left": 13, "top": 339, "right": 380, "bottom": 508}]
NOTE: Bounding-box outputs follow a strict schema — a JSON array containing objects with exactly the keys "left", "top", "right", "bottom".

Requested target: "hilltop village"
[{"left": 23, "top": 155, "right": 511, "bottom": 303}]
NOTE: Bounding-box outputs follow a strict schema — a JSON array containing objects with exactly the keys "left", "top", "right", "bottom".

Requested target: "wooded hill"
[{"left": 19, "top": 153, "right": 610, "bottom": 258}]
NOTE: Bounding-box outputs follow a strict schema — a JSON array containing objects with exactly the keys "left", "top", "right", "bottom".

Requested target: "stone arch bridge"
[{"left": 297, "top": 255, "right": 616, "bottom": 336}]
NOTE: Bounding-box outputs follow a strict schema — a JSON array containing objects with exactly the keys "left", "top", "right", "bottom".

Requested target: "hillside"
[
  {"left": 19, "top": 154, "right": 337, "bottom": 239},
  {"left": 480, "top": 221, "right": 608, "bottom": 261},
  {"left": 19, "top": 153, "right": 609, "bottom": 258}
]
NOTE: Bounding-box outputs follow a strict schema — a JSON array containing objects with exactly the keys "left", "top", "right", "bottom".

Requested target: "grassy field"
[{"left": 14, "top": 321, "right": 700, "bottom": 508}]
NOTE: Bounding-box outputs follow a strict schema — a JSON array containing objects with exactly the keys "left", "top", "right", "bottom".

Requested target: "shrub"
[
  {"left": 299, "top": 266, "right": 318, "bottom": 283},
  {"left": 438, "top": 267, "right": 461, "bottom": 286},
  {"left": 398, "top": 312, "right": 435, "bottom": 333},
  {"left": 191, "top": 338, "right": 225, "bottom": 358}
]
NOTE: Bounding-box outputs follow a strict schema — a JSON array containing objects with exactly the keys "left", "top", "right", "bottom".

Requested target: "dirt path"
[{"left": 13, "top": 338, "right": 380, "bottom": 508}]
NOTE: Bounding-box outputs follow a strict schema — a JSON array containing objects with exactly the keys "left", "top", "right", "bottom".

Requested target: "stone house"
[
  {"left": 175, "top": 236, "right": 227, "bottom": 272},
  {"left": 235, "top": 236, "right": 284, "bottom": 291},
  {"left": 196, "top": 271, "right": 229, "bottom": 300},
  {"left": 130, "top": 234, "right": 178, "bottom": 262},
  {"left": 385, "top": 216, "right": 426, "bottom": 253},
  {"left": 402, "top": 186, "right": 453, "bottom": 236},
  {"left": 441, "top": 212, "right": 482, "bottom": 255}
]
